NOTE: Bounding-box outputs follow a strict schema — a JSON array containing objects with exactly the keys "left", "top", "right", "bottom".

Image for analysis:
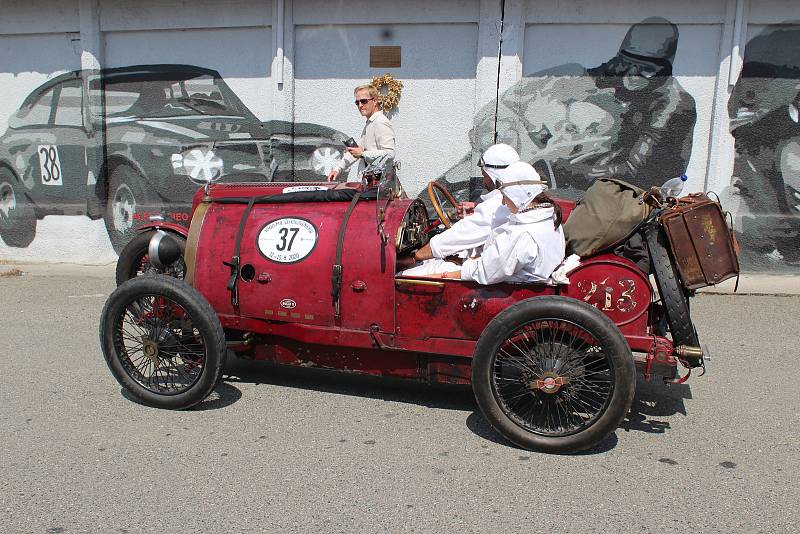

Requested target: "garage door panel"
[
  {"left": 104, "top": 27, "right": 272, "bottom": 120},
  {"left": 295, "top": 23, "right": 478, "bottom": 195},
  {"left": 0, "top": 33, "right": 80, "bottom": 135},
  {"left": 100, "top": 0, "right": 271, "bottom": 32}
]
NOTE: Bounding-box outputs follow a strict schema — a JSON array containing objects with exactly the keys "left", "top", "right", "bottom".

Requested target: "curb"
[
  {"left": 697, "top": 273, "right": 800, "bottom": 296},
  {"left": 0, "top": 262, "right": 116, "bottom": 279}
]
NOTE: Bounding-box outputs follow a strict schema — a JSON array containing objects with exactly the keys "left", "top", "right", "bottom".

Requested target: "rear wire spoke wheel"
[
  {"left": 472, "top": 297, "right": 635, "bottom": 454},
  {"left": 100, "top": 276, "right": 225, "bottom": 409}
]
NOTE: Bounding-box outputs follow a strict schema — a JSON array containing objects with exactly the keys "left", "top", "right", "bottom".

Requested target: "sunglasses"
[
  {"left": 477, "top": 156, "right": 509, "bottom": 169},
  {"left": 354, "top": 98, "right": 375, "bottom": 106}
]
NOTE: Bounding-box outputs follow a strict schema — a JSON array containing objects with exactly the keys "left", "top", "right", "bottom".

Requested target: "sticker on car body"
[
  {"left": 37, "top": 145, "right": 63, "bottom": 186},
  {"left": 281, "top": 185, "right": 328, "bottom": 193},
  {"left": 257, "top": 217, "right": 318, "bottom": 264}
]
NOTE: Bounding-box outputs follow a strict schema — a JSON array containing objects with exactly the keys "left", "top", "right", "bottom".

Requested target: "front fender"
[{"left": 136, "top": 221, "right": 189, "bottom": 238}]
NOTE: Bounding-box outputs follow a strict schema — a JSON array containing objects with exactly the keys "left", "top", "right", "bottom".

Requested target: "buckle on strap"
[
  {"left": 224, "top": 256, "right": 241, "bottom": 306},
  {"left": 331, "top": 264, "right": 343, "bottom": 317},
  {"left": 226, "top": 197, "right": 257, "bottom": 307}
]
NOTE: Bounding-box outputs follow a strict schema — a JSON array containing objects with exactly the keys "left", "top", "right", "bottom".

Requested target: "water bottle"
[{"left": 660, "top": 174, "right": 688, "bottom": 198}]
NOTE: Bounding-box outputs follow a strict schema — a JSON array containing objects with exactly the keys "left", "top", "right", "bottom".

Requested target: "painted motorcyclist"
[
  {"left": 456, "top": 17, "right": 696, "bottom": 194},
  {"left": 560, "top": 17, "right": 697, "bottom": 189}
]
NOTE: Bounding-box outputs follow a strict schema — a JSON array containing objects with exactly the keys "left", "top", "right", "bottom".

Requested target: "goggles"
[
  {"left": 477, "top": 156, "right": 510, "bottom": 169},
  {"left": 496, "top": 179, "right": 548, "bottom": 189}
]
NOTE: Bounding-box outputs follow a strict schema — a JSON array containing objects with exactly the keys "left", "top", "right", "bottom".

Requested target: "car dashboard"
[{"left": 395, "top": 199, "right": 431, "bottom": 255}]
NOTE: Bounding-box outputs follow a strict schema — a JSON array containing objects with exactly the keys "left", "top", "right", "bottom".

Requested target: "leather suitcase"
[{"left": 660, "top": 193, "right": 740, "bottom": 290}]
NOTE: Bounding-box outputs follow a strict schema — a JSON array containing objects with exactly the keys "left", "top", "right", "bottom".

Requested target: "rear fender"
[{"left": 559, "top": 253, "right": 652, "bottom": 339}]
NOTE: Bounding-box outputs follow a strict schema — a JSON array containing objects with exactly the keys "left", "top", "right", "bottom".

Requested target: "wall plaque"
[{"left": 370, "top": 46, "right": 401, "bottom": 68}]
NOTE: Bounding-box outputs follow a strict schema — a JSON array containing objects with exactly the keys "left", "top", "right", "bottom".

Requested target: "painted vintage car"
[
  {"left": 0, "top": 64, "right": 348, "bottom": 251},
  {"left": 99, "top": 158, "right": 723, "bottom": 453}
]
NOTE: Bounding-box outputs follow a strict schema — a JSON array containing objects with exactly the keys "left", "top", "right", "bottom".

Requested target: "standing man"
[{"left": 327, "top": 84, "right": 396, "bottom": 182}]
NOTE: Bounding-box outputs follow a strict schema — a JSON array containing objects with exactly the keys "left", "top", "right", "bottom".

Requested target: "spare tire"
[{"left": 643, "top": 224, "right": 702, "bottom": 366}]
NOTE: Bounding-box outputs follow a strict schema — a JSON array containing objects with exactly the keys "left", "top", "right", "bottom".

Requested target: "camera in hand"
[{"left": 344, "top": 137, "right": 358, "bottom": 148}]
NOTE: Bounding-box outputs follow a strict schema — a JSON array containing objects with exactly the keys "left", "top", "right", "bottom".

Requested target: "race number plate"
[
  {"left": 257, "top": 217, "right": 318, "bottom": 263},
  {"left": 37, "top": 145, "right": 63, "bottom": 186}
]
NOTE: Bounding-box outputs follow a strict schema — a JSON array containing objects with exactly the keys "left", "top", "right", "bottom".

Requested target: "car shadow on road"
[
  {"left": 221, "top": 358, "right": 692, "bottom": 452},
  {"left": 465, "top": 374, "right": 692, "bottom": 455},
  {"left": 464, "top": 412, "right": 620, "bottom": 455},
  {"left": 223, "top": 358, "right": 477, "bottom": 412},
  {"left": 119, "top": 381, "right": 243, "bottom": 411},
  {"left": 620, "top": 376, "right": 692, "bottom": 435}
]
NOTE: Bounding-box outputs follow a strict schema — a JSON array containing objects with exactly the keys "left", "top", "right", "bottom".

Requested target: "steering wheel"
[{"left": 426, "top": 181, "right": 460, "bottom": 228}]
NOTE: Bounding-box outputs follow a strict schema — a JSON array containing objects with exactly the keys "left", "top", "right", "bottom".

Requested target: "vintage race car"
[
  {"left": 99, "top": 158, "right": 717, "bottom": 453},
  {"left": 0, "top": 64, "right": 348, "bottom": 251}
]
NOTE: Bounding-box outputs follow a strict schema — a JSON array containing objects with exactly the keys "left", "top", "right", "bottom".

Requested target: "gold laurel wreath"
[{"left": 371, "top": 73, "right": 403, "bottom": 113}]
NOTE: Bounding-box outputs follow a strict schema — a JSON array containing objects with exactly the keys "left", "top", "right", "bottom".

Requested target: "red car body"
[
  {"left": 183, "top": 182, "right": 675, "bottom": 382},
  {"left": 102, "top": 165, "right": 706, "bottom": 454}
]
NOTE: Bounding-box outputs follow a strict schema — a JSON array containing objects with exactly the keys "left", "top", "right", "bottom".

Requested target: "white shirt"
[
  {"left": 460, "top": 206, "right": 566, "bottom": 285},
  {"left": 428, "top": 190, "right": 507, "bottom": 258},
  {"left": 335, "top": 110, "right": 395, "bottom": 178}
]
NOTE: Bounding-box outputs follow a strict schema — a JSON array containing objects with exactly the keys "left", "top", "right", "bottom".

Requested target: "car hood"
[{"left": 106, "top": 114, "right": 268, "bottom": 142}]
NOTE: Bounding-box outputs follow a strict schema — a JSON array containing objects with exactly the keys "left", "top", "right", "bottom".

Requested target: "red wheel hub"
[{"left": 531, "top": 372, "right": 569, "bottom": 394}]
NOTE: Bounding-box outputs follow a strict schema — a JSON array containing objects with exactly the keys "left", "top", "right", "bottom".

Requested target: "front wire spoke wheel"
[
  {"left": 115, "top": 231, "right": 188, "bottom": 286},
  {"left": 100, "top": 276, "right": 226, "bottom": 409},
  {"left": 114, "top": 293, "right": 206, "bottom": 395}
]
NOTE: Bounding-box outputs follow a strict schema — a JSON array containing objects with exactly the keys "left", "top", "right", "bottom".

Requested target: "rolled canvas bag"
[{"left": 564, "top": 178, "right": 653, "bottom": 257}]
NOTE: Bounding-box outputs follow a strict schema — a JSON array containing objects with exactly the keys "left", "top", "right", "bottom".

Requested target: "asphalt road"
[{"left": 1, "top": 271, "right": 798, "bottom": 533}]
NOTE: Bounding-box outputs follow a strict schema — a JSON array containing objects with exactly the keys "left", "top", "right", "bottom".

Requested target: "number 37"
[{"left": 275, "top": 227, "right": 299, "bottom": 251}]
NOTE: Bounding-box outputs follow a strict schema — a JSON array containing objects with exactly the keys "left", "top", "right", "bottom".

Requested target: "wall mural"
[
  {"left": 729, "top": 24, "right": 800, "bottom": 270},
  {"left": 0, "top": 17, "right": 797, "bottom": 274},
  {"left": 0, "top": 64, "right": 348, "bottom": 252}
]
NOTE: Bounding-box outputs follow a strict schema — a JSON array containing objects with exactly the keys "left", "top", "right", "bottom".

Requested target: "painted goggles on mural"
[{"left": 171, "top": 147, "right": 223, "bottom": 184}]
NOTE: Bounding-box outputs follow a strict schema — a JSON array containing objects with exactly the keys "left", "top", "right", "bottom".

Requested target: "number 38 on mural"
[{"left": 99, "top": 157, "right": 740, "bottom": 454}]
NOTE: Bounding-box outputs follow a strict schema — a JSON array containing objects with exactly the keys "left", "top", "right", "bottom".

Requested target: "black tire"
[
  {"left": 643, "top": 224, "right": 701, "bottom": 357},
  {"left": 115, "top": 230, "right": 187, "bottom": 286},
  {"left": 472, "top": 296, "right": 635, "bottom": 454},
  {"left": 0, "top": 168, "right": 37, "bottom": 247},
  {"left": 104, "top": 164, "right": 161, "bottom": 253},
  {"left": 99, "top": 275, "right": 225, "bottom": 409}
]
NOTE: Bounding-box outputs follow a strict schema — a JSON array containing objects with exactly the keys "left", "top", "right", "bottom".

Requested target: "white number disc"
[{"left": 257, "top": 217, "right": 318, "bottom": 263}]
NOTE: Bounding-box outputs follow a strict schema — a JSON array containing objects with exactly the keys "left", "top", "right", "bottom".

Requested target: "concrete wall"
[{"left": 0, "top": 0, "right": 797, "bottom": 273}]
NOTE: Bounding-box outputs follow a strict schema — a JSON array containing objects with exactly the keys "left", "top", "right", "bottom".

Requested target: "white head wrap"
[
  {"left": 498, "top": 162, "right": 545, "bottom": 209},
  {"left": 479, "top": 143, "right": 520, "bottom": 184}
]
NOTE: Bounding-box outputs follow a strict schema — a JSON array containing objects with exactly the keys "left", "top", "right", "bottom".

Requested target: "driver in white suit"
[
  {"left": 412, "top": 143, "right": 520, "bottom": 262},
  {"left": 402, "top": 161, "right": 566, "bottom": 284}
]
